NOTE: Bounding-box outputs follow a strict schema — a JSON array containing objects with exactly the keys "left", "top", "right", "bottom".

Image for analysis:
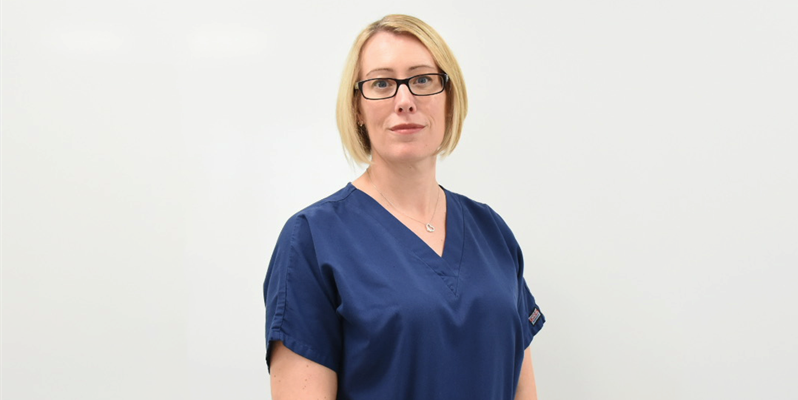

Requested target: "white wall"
[{"left": 3, "top": 1, "right": 797, "bottom": 399}]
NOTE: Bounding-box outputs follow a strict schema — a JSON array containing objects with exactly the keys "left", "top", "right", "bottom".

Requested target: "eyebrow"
[{"left": 365, "top": 64, "right": 437, "bottom": 77}]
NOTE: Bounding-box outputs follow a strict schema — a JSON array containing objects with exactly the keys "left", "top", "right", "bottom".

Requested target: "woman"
[{"left": 264, "top": 14, "right": 545, "bottom": 400}]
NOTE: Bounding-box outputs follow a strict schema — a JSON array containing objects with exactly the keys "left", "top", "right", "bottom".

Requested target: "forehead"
[{"left": 359, "top": 31, "right": 437, "bottom": 78}]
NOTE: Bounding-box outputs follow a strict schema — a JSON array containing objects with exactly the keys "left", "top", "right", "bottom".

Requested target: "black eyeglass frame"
[{"left": 355, "top": 73, "right": 449, "bottom": 100}]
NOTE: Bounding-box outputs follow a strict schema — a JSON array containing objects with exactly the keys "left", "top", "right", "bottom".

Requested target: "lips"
[{"left": 390, "top": 123, "right": 425, "bottom": 134}]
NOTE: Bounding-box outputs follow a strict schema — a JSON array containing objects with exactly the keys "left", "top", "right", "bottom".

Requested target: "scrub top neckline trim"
[{"left": 346, "top": 182, "right": 466, "bottom": 297}]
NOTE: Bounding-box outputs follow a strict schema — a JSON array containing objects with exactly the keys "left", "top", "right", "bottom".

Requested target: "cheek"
[
  {"left": 429, "top": 98, "right": 447, "bottom": 127},
  {"left": 360, "top": 102, "right": 389, "bottom": 126}
]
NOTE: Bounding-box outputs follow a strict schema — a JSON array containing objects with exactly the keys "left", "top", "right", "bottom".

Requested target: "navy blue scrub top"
[{"left": 264, "top": 183, "right": 545, "bottom": 400}]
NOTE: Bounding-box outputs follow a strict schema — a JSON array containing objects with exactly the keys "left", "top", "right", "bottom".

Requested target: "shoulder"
[
  {"left": 445, "top": 188, "right": 514, "bottom": 231},
  {"left": 444, "top": 187, "right": 519, "bottom": 245},
  {"left": 283, "top": 184, "right": 358, "bottom": 226},
  {"left": 269, "top": 184, "right": 358, "bottom": 270},
  {"left": 273, "top": 184, "right": 361, "bottom": 248}
]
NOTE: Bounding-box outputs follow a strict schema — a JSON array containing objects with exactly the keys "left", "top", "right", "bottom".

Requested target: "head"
[{"left": 336, "top": 14, "right": 468, "bottom": 165}]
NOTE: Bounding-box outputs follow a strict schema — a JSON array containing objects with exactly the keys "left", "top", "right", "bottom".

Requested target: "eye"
[
  {"left": 413, "top": 75, "right": 432, "bottom": 85},
  {"left": 370, "top": 79, "right": 393, "bottom": 90}
]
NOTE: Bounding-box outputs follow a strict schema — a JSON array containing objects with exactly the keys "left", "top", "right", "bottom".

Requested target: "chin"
[
  {"left": 384, "top": 151, "right": 438, "bottom": 164},
  {"left": 372, "top": 140, "right": 443, "bottom": 164}
]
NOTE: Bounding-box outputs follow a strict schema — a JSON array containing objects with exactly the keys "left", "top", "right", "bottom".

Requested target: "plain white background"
[{"left": 3, "top": 0, "right": 797, "bottom": 399}]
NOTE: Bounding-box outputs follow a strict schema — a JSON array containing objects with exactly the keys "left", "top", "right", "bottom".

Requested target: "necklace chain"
[{"left": 367, "top": 168, "right": 440, "bottom": 233}]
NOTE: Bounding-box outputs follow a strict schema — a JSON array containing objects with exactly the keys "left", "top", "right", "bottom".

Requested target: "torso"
[{"left": 264, "top": 183, "right": 543, "bottom": 399}]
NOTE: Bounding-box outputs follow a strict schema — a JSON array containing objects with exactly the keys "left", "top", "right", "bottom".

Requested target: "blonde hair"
[{"left": 336, "top": 14, "right": 468, "bottom": 165}]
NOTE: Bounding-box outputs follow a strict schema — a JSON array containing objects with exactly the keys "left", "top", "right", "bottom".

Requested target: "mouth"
[{"left": 390, "top": 123, "right": 425, "bottom": 134}]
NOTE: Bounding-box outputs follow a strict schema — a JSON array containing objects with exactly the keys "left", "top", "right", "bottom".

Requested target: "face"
[{"left": 357, "top": 31, "right": 447, "bottom": 165}]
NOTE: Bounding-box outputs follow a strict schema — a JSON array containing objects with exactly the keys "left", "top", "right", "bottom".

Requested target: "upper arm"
[
  {"left": 270, "top": 341, "right": 337, "bottom": 400},
  {"left": 515, "top": 347, "right": 538, "bottom": 400}
]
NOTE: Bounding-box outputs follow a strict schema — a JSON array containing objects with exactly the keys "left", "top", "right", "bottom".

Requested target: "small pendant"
[{"left": 426, "top": 223, "right": 435, "bottom": 232}]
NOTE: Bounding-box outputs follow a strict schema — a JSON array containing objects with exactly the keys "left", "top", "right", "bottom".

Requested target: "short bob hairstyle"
[{"left": 336, "top": 14, "right": 468, "bottom": 165}]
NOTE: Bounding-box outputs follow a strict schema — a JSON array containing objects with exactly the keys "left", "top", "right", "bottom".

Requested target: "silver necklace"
[{"left": 367, "top": 169, "right": 440, "bottom": 233}]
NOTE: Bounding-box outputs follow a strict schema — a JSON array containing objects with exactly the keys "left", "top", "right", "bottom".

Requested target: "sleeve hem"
[
  {"left": 523, "top": 313, "right": 546, "bottom": 348},
  {"left": 266, "top": 330, "right": 339, "bottom": 374}
]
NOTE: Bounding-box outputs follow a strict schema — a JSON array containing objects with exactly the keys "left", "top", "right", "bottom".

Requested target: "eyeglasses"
[{"left": 355, "top": 73, "right": 449, "bottom": 100}]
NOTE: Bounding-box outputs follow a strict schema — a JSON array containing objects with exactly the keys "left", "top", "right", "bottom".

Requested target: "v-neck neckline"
[{"left": 348, "top": 183, "right": 465, "bottom": 296}]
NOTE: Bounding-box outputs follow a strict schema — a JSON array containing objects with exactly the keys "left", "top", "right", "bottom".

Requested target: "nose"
[{"left": 394, "top": 83, "right": 416, "bottom": 113}]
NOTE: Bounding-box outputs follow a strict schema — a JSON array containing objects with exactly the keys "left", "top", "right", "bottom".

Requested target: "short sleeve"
[
  {"left": 519, "top": 275, "right": 545, "bottom": 347},
  {"left": 263, "top": 215, "right": 342, "bottom": 372},
  {"left": 499, "top": 212, "right": 545, "bottom": 347}
]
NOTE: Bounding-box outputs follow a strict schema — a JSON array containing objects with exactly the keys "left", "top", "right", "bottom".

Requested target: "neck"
[{"left": 363, "top": 158, "right": 440, "bottom": 216}]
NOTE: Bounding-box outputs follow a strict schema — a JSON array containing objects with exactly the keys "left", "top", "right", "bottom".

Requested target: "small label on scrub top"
[{"left": 528, "top": 308, "right": 541, "bottom": 325}]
